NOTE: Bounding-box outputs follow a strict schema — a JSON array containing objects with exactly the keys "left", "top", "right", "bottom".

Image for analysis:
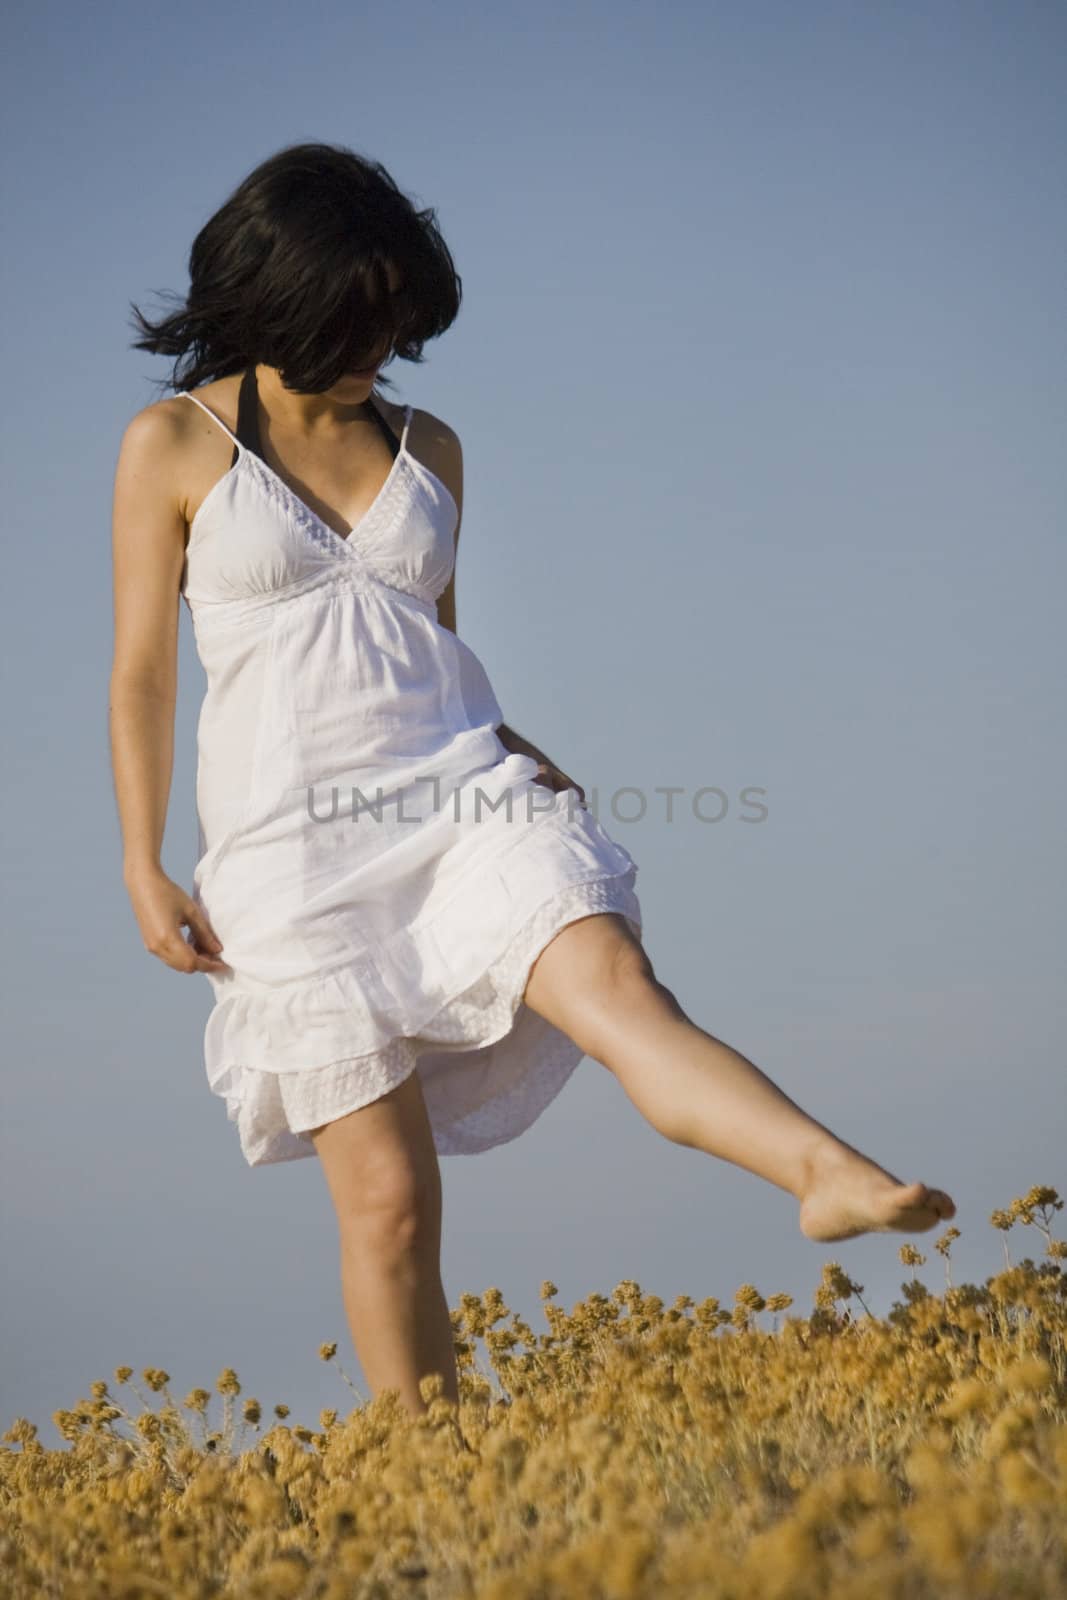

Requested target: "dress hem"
[{"left": 214, "top": 865, "right": 642, "bottom": 1167}]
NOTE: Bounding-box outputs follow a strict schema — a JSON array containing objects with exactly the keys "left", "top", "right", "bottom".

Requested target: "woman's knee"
[
  {"left": 337, "top": 1154, "right": 442, "bottom": 1258},
  {"left": 524, "top": 912, "right": 678, "bottom": 1042},
  {"left": 310, "top": 1073, "right": 443, "bottom": 1254},
  {"left": 603, "top": 938, "right": 684, "bottom": 1030}
]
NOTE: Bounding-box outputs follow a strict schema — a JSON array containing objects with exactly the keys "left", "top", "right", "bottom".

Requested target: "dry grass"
[{"left": 3, "top": 1185, "right": 1065, "bottom": 1598}]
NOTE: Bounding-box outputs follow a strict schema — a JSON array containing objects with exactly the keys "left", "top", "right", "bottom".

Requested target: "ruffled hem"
[
  {"left": 203, "top": 791, "right": 637, "bottom": 1066},
  {"left": 212, "top": 866, "right": 642, "bottom": 1167}
]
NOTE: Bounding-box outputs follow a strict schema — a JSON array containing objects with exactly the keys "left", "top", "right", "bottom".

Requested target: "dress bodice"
[{"left": 177, "top": 376, "right": 458, "bottom": 609}]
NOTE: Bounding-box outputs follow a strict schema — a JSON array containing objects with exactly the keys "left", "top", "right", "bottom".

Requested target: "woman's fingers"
[
  {"left": 182, "top": 903, "right": 233, "bottom": 974},
  {"left": 184, "top": 902, "right": 223, "bottom": 955},
  {"left": 535, "top": 762, "right": 586, "bottom": 804},
  {"left": 146, "top": 923, "right": 201, "bottom": 974},
  {"left": 131, "top": 869, "right": 232, "bottom": 974}
]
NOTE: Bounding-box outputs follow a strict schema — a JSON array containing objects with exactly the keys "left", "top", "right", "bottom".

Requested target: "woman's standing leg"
[
  {"left": 522, "top": 913, "right": 956, "bottom": 1242},
  {"left": 309, "top": 1070, "right": 462, "bottom": 1425}
]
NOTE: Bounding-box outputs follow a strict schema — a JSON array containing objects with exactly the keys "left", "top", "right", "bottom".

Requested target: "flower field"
[{"left": 3, "top": 1186, "right": 1064, "bottom": 1598}]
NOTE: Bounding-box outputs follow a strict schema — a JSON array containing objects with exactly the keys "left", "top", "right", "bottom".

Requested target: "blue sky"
[{"left": 2, "top": 0, "right": 1064, "bottom": 1444}]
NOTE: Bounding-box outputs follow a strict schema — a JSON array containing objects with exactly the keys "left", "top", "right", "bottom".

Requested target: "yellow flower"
[
  {"left": 938, "top": 1377, "right": 997, "bottom": 1421},
  {"left": 999, "top": 1356, "right": 1052, "bottom": 1395},
  {"left": 998, "top": 1448, "right": 1055, "bottom": 1509}
]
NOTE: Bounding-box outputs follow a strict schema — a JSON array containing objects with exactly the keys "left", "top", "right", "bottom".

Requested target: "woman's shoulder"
[
  {"left": 162, "top": 373, "right": 240, "bottom": 430},
  {"left": 123, "top": 376, "right": 238, "bottom": 456},
  {"left": 116, "top": 378, "right": 241, "bottom": 535},
  {"left": 400, "top": 400, "right": 461, "bottom": 505},
  {"left": 397, "top": 394, "right": 455, "bottom": 437},
  {"left": 121, "top": 380, "right": 459, "bottom": 461},
  {"left": 400, "top": 399, "right": 460, "bottom": 464}
]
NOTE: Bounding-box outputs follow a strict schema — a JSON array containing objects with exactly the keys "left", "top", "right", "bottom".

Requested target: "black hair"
[{"left": 129, "top": 141, "right": 462, "bottom": 399}]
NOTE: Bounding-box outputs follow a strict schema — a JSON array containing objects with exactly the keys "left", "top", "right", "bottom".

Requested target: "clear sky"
[{"left": 3, "top": 0, "right": 1064, "bottom": 1444}]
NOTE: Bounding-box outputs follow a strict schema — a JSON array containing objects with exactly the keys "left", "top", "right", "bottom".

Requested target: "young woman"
[{"left": 110, "top": 141, "right": 955, "bottom": 1423}]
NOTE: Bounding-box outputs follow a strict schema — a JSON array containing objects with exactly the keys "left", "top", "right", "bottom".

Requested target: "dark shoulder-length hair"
[{"left": 129, "top": 141, "right": 461, "bottom": 399}]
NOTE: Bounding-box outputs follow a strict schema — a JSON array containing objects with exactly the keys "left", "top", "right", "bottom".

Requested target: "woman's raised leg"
[{"left": 522, "top": 913, "right": 956, "bottom": 1242}]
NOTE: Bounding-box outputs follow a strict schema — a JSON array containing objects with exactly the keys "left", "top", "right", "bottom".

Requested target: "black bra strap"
[
  {"left": 232, "top": 366, "right": 260, "bottom": 464},
  {"left": 364, "top": 396, "right": 402, "bottom": 457},
  {"left": 232, "top": 367, "right": 400, "bottom": 466}
]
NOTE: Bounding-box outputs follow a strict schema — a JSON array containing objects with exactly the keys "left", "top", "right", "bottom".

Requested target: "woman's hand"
[
  {"left": 495, "top": 723, "right": 586, "bottom": 804},
  {"left": 532, "top": 758, "right": 586, "bottom": 804},
  {"left": 126, "top": 863, "right": 233, "bottom": 975}
]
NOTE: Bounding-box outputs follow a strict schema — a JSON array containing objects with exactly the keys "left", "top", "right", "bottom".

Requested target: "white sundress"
[{"left": 176, "top": 372, "right": 643, "bottom": 1167}]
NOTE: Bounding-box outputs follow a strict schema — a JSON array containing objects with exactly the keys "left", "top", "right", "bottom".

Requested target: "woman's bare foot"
[{"left": 798, "top": 1143, "right": 956, "bottom": 1242}]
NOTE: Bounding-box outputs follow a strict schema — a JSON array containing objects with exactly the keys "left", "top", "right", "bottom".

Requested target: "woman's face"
[
  {"left": 340, "top": 339, "right": 392, "bottom": 387},
  {"left": 333, "top": 262, "right": 404, "bottom": 393}
]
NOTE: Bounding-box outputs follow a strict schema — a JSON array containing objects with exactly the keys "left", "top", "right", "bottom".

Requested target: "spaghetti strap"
[
  {"left": 182, "top": 384, "right": 410, "bottom": 460},
  {"left": 177, "top": 389, "right": 244, "bottom": 453}
]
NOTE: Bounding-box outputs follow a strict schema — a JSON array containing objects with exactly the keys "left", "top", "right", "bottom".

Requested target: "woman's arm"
[
  {"left": 109, "top": 402, "right": 229, "bottom": 974},
  {"left": 110, "top": 406, "right": 183, "bottom": 880},
  {"left": 433, "top": 421, "right": 462, "bottom": 636}
]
